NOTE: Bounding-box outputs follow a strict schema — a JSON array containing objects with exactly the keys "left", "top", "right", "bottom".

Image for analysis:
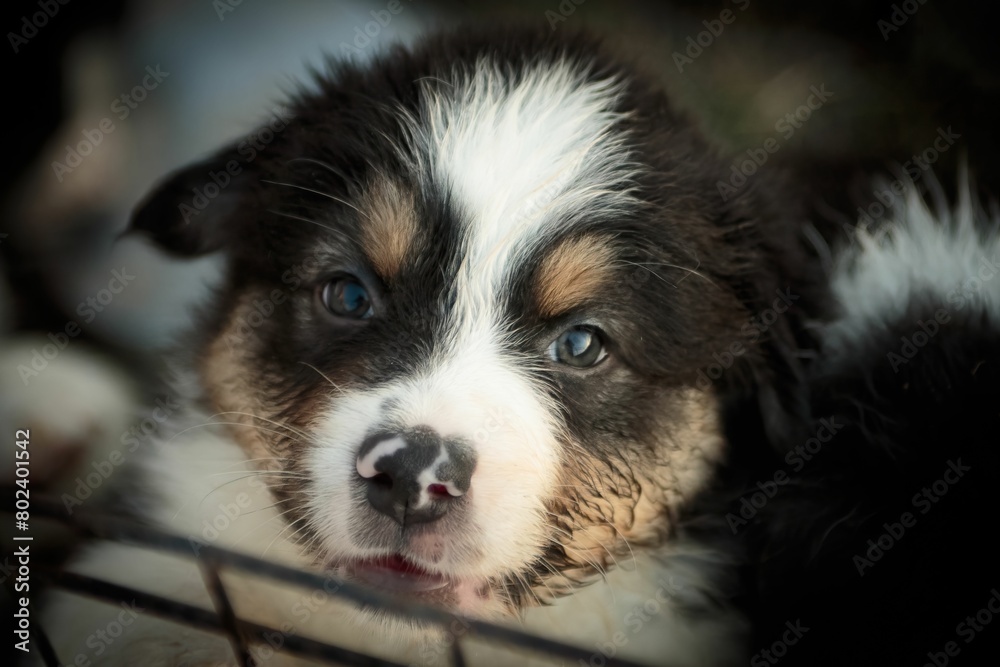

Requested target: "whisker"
[
  {"left": 205, "top": 469, "right": 308, "bottom": 480},
  {"left": 540, "top": 516, "right": 613, "bottom": 583},
  {"left": 228, "top": 497, "right": 311, "bottom": 550},
  {"left": 541, "top": 504, "right": 629, "bottom": 575},
  {"left": 600, "top": 519, "right": 636, "bottom": 569},
  {"left": 267, "top": 208, "right": 344, "bottom": 236},
  {"left": 619, "top": 258, "right": 718, "bottom": 290},
  {"left": 166, "top": 420, "right": 302, "bottom": 446},
  {"left": 212, "top": 411, "right": 312, "bottom": 441},
  {"left": 285, "top": 157, "right": 348, "bottom": 179},
  {"left": 298, "top": 361, "right": 347, "bottom": 396},
  {"left": 261, "top": 180, "right": 368, "bottom": 218}
]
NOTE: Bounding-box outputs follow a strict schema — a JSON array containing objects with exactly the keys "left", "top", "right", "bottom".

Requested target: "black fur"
[
  {"left": 733, "top": 295, "right": 1000, "bottom": 666},
  {"left": 127, "top": 24, "right": 998, "bottom": 666}
]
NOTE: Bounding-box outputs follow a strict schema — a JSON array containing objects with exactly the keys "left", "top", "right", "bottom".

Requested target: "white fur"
[
  {"left": 44, "top": 409, "right": 743, "bottom": 666},
  {"left": 305, "top": 58, "right": 641, "bottom": 604},
  {"left": 408, "top": 58, "right": 639, "bottom": 341},
  {"left": 824, "top": 175, "right": 1000, "bottom": 354},
  {"left": 41, "top": 56, "right": 744, "bottom": 667},
  {"left": 306, "top": 340, "right": 563, "bottom": 598}
]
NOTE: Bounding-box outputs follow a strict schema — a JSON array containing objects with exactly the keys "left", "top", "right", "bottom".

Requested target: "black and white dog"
[{"left": 43, "top": 25, "right": 1000, "bottom": 667}]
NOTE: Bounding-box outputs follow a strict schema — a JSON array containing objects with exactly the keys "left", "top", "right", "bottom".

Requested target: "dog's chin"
[{"left": 334, "top": 554, "right": 498, "bottom": 616}]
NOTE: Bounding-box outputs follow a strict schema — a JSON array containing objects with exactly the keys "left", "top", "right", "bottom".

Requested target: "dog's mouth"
[
  {"left": 336, "top": 553, "right": 500, "bottom": 614},
  {"left": 345, "top": 554, "right": 451, "bottom": 594}
]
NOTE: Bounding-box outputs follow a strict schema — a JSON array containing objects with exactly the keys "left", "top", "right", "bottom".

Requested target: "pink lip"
[{"left": 347, "top": 555, "right": 451, "bottom": 593}]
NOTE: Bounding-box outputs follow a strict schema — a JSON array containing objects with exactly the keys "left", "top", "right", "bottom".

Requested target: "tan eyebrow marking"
[
  {"left": 535, "top": 235, "right": 617, "bottom": 318},
  {"left": 359, "top": 177, "right": 419, "bottom": 280}
]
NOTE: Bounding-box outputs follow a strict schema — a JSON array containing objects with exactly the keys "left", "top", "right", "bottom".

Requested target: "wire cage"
[{"left": 7, "top": 495, "right": 650, "bottom": 667}]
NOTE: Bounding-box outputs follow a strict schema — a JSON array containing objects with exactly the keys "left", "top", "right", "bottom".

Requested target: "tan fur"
[
  {"left": 535, "top": 235, "right": 616, "bottom": 318},
  {"left": 541, "top": 389, "right": 725, "bottom": 599},
  {"left": 359, "top": 177, "right": 419, "bottom": 280},
  {"left": 652, "top": 390, "right": 728, "bottom": 513},
  {"left": 199, "top": 292, "right": 288, "bottom": 468}
]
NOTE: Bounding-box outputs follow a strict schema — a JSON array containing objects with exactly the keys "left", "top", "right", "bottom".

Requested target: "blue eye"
[
  {"left": 322, "top": 276, "right": 373, "bottom": 319},
  {"left": 548, "top": 326, "right": 607, "bottom": 368}
]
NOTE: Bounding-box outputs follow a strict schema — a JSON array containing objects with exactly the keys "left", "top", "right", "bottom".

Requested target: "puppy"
[{"left": 40, "top": 25, "right": 1000, "bottom": 667}]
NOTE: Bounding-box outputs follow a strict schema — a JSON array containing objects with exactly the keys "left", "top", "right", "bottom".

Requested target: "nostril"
[
  {"left": 427, "top": 483, "right": 451, "bottom": 498},
  {"left": 371, "top": 472, "right": 393, "bottom": 489}
]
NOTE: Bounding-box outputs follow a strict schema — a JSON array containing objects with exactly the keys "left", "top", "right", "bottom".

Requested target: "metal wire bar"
[
  {"left": 199, "top": 558, "right": 252, "bottom": 667},
  {"left": 49, "top": 570, "right": 409, "bottom": 667},
  {"left": 27, "top": 602, "right": 61, "bottom": 667},
  {"left": 20, "top": 495, "right": 651, "bottom": 667},
  {"left": 450, "top": 640, "right": 467, "bottom": 667}
]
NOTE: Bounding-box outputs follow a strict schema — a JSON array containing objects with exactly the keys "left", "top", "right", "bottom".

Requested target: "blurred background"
[
  {"left": 0, "top": 0, "right": 997, "bottom": 637},
  {"left": 4, "top": 0, "right": 998, "bottom": 354}
]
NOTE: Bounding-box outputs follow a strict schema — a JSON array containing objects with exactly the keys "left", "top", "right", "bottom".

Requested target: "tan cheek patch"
[
  {"left": 358, "top": 178, "right": 418, "bottom": 281},
  {"left": 625, "top": 388, "right": 727, "bottom": 542},
  {"left": 539, "top": 389, "right": 726, "bottom": 599},
  {"left": 200, "top": 292, "right": 317, "bottom": 468},
  {"left": 535, "top": 235, "right": 617, "bottom": 318}
]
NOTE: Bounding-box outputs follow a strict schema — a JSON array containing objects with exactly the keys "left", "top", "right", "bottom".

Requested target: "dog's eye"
[
  {"left": 548, "top": 326, "right": 607, "bottom": 367},
  {"left": 321, "top": 275, "right": 373, "bottom": 319}
]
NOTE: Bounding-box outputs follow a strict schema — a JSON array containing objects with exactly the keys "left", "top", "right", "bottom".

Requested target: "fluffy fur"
[
  {"left": 738, "top": 176, "right": 1000, "bottom": 666},
  {"left": 40, "top": 25, "right": 1000, "bottom": 667}
]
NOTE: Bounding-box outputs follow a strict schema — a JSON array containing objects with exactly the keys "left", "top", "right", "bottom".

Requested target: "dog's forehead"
[
  {"left": 346, "top": 57, "right": 638, "bottom": 316},
  {"left": 409, "top": 57, "right": 637, "bottom": 236}
]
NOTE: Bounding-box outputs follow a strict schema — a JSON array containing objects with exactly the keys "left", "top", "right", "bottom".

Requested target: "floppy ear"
[{"left": 128, "top": 147, "right": 254, "bottom": 256}]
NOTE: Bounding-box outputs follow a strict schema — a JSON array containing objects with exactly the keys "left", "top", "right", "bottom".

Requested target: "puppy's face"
[{"left": 137, "top": 30, "right": 793, "bottom": 617}]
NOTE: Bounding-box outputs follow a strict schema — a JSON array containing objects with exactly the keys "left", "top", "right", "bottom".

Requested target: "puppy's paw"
[{"left": 0, "top": 337, "right": 138, "bottom": 496}]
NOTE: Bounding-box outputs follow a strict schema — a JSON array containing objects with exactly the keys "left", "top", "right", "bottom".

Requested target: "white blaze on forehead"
[{"left": 407, "top": 58, "right": 640, "bottom": 326}]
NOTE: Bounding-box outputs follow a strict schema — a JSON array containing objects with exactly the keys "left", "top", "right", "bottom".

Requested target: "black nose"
[{"left": 356, "top": 427, "right": 476, "bottom": 526}]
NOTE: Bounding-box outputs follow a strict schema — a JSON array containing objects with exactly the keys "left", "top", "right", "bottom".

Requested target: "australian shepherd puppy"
[{"left": 42, "top": 25, "right": 1000, "bottom": 667}]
